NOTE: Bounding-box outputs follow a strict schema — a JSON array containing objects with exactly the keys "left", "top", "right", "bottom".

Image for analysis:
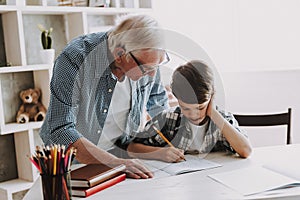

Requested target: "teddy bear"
[{"left": 16, "top": 88, "right": 47, "bottom": 123}]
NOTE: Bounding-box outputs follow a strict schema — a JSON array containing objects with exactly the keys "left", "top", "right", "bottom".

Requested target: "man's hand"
[
  {"left": 118, "top": 158, "right": 154, "bottom": 179},
  {"left": 73, "top": 137, "right": 152, "bottom": 179}
]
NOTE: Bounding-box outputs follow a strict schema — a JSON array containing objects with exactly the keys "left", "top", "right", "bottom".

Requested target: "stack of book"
[{"left": 70, "top": 164, "right": 126, "bottom": 197}]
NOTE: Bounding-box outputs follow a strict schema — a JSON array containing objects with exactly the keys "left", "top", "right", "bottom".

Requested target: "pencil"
[
  {"left": 152, "top": 126, "right": 186, "bottom": 161},
  {"left": 153, "top": 126, "right": 174, "bottom": 147},
  {"left": 29, "top": 155, "right": 42, "bottom": 173},
  {"left": 53, "top": 144, "right": 57, "bottom": 175}
]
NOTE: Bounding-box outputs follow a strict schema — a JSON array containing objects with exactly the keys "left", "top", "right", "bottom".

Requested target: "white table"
[{"left": 23, "top": 144, "right": 300, "bottom": 200}]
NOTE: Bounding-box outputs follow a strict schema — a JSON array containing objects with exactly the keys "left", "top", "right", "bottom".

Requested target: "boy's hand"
[
  {"left": 206, "top": 96, "right": 216, "bottom": 117},
  {"left": 159, "top": 147, "right": 185, "bottom": 163}
]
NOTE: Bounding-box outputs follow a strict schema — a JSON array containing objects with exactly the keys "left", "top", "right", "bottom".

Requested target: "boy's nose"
[{"left": 190, "top": 110, "right": 201, "bottom": 118}]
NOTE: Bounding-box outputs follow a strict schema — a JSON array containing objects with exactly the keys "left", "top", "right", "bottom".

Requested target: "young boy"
[{"left": 127, "top": 60, "right": 252, "bottom": 162}]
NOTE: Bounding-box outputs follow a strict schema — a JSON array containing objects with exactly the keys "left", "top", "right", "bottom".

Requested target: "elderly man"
[{"left": 40, "top": 14, "right": 170, "bottom": 179}]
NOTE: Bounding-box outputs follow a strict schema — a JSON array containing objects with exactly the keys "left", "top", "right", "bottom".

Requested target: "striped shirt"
[{"left": 39, "top": 32, "right": 169, "bottom": 149}]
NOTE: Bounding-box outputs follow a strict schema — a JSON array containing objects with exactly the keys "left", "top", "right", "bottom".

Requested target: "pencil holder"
[{"left": 41, "top": 171, "right": 72, "bottom": 200}]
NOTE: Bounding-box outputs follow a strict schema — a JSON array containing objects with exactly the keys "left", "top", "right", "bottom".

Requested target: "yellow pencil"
[
  {"left": 53, "top": 144, "right": 57, "bottom": 175},
  {"left": 153, "top": 126, "right": 174, "bottom": 147},
  {"left": 152, "top": 126, "right": 186, "bottom": 161}
]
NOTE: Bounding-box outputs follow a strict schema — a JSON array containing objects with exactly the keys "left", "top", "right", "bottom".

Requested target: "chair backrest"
[{"left": 233, "top": 108, "right": 292, "bottom": 145}]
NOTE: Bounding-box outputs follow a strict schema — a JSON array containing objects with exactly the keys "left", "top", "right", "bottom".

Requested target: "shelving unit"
[{"left": 0, "top": 1, "right": 152, "bottom": 199}]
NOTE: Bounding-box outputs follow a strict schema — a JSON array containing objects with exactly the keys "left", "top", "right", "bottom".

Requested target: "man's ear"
[
  {"left": 113, "top": 47, "right": 125, "bottom": 63},
  {"left": 117, "top": 51, "right": 123, "bottom": 57}
]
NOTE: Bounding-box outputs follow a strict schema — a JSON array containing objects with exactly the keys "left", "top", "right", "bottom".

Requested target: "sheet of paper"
[
  {"left": 244, "top": 186, "right": 300, "bottom": 200},
  {"left": 142, "top": 155, "right": 221, "bottom": 176},
  {"left": 263, "top": 162, "right": 300, "bottom": 181},
  {"left": 208, "top": 166, "right": 300, "bottom": 196}
]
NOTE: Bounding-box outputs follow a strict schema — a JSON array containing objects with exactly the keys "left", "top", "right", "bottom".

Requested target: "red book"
[
  {"left": 71, "top": 164, "right": 126, "bottom": 187},
  {"left": 71, "top": 173, "right": 126, "bottom": 197}
]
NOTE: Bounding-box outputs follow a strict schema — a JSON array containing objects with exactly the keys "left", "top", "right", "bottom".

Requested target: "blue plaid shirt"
[{"left": 39, "top": 32, "right": 169, "bottom": 149}]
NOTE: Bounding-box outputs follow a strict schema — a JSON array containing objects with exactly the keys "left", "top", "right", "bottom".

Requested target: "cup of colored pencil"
[{"left": 29, "top": 144, "right": 77, "bottom": 200}]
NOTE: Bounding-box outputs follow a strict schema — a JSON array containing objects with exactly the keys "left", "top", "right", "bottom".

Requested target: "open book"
[
  {"left": 143, "top": 155, "right": 221, "bottom": 176},
  {"left": 208, "top": 165, "right": 300, "bottom": 198}
]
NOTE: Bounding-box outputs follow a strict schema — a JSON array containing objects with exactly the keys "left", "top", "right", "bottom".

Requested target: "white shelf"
[
  {"left": 0, "top": 178, "right": 34, "bottom": 194},
  {"left": 0, "top": 178, "right": 37, "bottom": 200},
  {"left": 0, "top": 64, "right": 51, "bottom": 74},
  {"left": 0, "top": 6, "right": 17, "bottom": 13},
  {"left": 0, "top": 122, "right": 43, "bottom": 135},
  {"left": 0, "top": 3, "right": 152, "bottom": 200},
  {"left": 0, "top": 5, "right": 151, "bottom": 15}
]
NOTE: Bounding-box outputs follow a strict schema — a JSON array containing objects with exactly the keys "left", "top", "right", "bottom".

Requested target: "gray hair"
[{"left": 108, "top": 14, "right": 165, "bottom": 54}]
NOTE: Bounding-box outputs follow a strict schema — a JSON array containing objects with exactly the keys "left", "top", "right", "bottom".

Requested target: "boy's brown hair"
[{"left": 171, "top": 60, "right": 215, "bottom": 104}]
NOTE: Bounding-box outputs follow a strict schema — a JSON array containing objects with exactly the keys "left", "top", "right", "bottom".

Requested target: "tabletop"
[{"left": 23, "top": 144, "right": 300, "bottom": 200}]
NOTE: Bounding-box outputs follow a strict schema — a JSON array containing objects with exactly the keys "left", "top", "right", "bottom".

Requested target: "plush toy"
[{"left": 16, "top": 88, "right": 47, "bottom": 123}]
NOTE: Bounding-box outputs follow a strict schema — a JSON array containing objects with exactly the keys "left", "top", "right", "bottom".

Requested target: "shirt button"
[
  {"left": 108, "top": 88, "right": 112, "bottom": 93},
  {"left": 103, "top": 109, "right": 108, "bottom": 113},
  {"left": 97, "top": 130, "right": 101, "bottom": 134}
]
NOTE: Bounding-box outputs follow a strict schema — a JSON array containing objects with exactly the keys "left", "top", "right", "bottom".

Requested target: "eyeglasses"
[{"left": 129, "top": 51, "right": 170, "bottom": 75}]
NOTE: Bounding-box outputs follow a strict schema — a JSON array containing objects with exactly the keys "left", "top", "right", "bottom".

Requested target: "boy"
[{"left": 127, "top": 60, "right": 252, "bottom": 162}]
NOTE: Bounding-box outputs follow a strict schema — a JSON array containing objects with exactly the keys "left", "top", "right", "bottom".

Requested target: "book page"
[
  {"left": 142, "top": 155, "right": 221, "bottom": 176},
  {"left": 208, "top": 166, "right": 300, "bottom": 196}
]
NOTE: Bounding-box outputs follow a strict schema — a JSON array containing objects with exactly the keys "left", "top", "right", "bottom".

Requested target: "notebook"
[{"left": 142, "top": 155, "right": 221, "bottom": 176}]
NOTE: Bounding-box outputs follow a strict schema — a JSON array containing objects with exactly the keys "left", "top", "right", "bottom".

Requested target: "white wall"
[
  {"left": 152, "top": 0, "right": 236, "bottom": 70},
  {"left": 221, "top": 69, "right": 300, "bottom": 146},
  {"left": 151, "top": 0, "right": 300, "bottom": 146}
]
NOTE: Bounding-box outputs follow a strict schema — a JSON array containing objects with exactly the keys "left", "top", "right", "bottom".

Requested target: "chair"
[{"left": 233, "top": 108, "right": 292, "bottom": 145}]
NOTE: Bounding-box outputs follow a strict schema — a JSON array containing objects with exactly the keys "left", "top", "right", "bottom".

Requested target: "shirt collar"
[{"left": 95, "top": 32, "right": 117, "bottom": 81}]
